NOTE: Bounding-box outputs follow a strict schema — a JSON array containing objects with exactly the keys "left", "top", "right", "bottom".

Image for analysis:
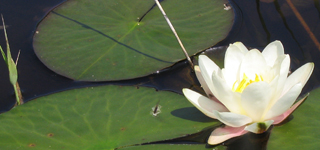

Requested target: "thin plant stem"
[
  {"left": 14, "top": 83, "right": 23, "bottom": 105},
  {"left": 1, "top": 15, "right": 23, "bottom": 105},
  {"left": 154, "top": 0, "right": 194, "bottom": 69},
  {"left": 15, "top": 50, "right": 20, "bottom": 65}
]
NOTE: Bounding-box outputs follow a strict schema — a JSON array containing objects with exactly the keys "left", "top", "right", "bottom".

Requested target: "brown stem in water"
[
  {"left": 286, "top": 0, "right": 320, "bottom": 51},
  {"left": 154, "top": 0, "right": 194, "bottom": 69}
]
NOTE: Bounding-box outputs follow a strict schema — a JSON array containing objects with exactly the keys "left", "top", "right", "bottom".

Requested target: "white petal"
[
  {"left": 274, "top": 55, "right": 290, "bottom": 98},
  {"left": 198, "top": 55, "right": 220, "bottom": 95},
  {"left": 195, "top": 66, "right": 223, "bottom": 105},
  {"left": 262, "top": 55, "right": 289, "bottom": 82},
  {"left": 182, "top": 88, "right": 228, "bottom": 119},
  {"left": 264, "top": 83, "right": 303, "bottom": 120},
  {"left": 233, "top": 42, "right": 249, "bottom": 54},
  {"left": 241, "top": 82, "right": 272, "bottom": 122},
  {"left": 240, "top": 49, "right": 267, "bottom": 80},
  {"left": 262, "top": 41, "right": 284, "bottom": 67},
  {"left": 244, "top": 120, "right": 274, "bottom": 134},
  {"left": 212, "top": 110, "right": 252, "bottom": 127},
  {"left": 223, "top": 43, "right": 246, "bottom": 87},
  {"left": 282, "top": 63, "right": 314, "bottom": 95},
  {"left": 211, "top": 71, "right": 243, "bottom": 114},
  {"left": 265, "top": 75, "right": 280, "bottom": 109},
  {"left": 194, "top": 66, "right": 213, "bottom": 97}
]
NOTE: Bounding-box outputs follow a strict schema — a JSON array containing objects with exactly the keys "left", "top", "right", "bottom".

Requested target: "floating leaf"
[
  {"left": 268, "top": 87, "right": 320, "bottom": 149},
  {"left": 0, "top": 85, "right": 218, "bottom": 149},
  {"left": 33, "top": 0, "right": 234, "bottom": 81}
]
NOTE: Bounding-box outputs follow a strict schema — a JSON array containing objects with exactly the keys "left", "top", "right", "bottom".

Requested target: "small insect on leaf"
[
  {"left": 151, "top": 101, "right": 161, "bottom": 117},
  {"left": 224, "top": 3, "right": 231, "bottom": 10}
]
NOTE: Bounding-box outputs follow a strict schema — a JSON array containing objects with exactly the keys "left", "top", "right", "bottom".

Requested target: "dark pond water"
[{"left": 0, "top": 0, "right": 319, "bottom": 149}]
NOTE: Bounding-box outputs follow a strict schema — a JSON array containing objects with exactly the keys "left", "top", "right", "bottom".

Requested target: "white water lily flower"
[{"left": 182, "top": 41, "right": 314, "bottom": 145}]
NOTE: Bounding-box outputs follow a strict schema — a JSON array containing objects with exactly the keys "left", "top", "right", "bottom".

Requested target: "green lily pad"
[
  {"left": 268, "top": 87, "right": 320, "bottom": 149},
  {"left": 0, "top": 85, "right": 218, "bottom": 149},
  {"left": 33, "top": 0, "right": 233, "bottom": 81}
]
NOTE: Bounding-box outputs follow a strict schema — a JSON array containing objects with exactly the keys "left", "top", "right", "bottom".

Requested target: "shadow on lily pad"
[{"left": 171, "top": 107, "right": 216, "bottom": 123}]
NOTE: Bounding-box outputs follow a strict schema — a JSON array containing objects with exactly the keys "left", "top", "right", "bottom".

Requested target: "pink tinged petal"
[
  {"left": 272, "top": 93, "right": 308, "bottom": 125},
  {"left": 283, "top": 63, "right": 314, "bottom": 94},
  {"left": 198, "top": 55, "right": 220, "bottom": 95},
  {"left": 212, "top": 110, "right": 252, "bottom": 127},
  {"left": 240, "top": 49, "right": 268, "bottom": 80},
  {"left": 241, "top": 82, "right": 272, "bottom": 122},
  {"left": 182, "top": 88, "right": 228, "bottom": 119},
  {"left": 211, "top": 71, "right": 243, "bottom": 114},
  {"left": 223, "top": 44, "right": 246, "bottom": 87},
  {"left": 244, "top": 120, "right": 274, "bottom": 134},
  {"left": 208, "top": 126, "right": 248, "bottom": 145},
  {"left": 264, "top": 83, "right": 303, "bottom": 120},
  {"left": 262, "top": 40, "right": 285, "bottom": 67}
]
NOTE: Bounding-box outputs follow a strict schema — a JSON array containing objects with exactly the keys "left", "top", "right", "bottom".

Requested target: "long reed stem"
[{"left": 154, "top": 0, "right": 194, "bottom": 69}]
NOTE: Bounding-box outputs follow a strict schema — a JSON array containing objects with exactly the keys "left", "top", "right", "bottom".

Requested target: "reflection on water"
[
  {"left": 0, "top": 0, "right": 319, "bottom": 149},
  {"left": 223, "top": 126, "right": 273, "bottom": 150}
]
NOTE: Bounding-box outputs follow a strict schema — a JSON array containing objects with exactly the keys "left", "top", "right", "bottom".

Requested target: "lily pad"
[
  {"left": 268, "top": 87, "right": 320, "bottom": 149},
  {"left": 33, "top": 0, "right": 234, "bottom": 81},
  {"left": 0, "top": 85, "right": 218, "bottom": 149}
]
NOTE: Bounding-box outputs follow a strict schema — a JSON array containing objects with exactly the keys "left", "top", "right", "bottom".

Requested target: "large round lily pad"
[
  {"left": 0, "top": 85, "right": 217, "bottom": 149},
  {"left": 33, "top": 0, "right": 234, "bottom": 81}
]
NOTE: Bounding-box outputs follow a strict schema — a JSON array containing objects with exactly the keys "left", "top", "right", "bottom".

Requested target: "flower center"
[{"left": 232, "top": 73, "right": 263, "bottom": 93}]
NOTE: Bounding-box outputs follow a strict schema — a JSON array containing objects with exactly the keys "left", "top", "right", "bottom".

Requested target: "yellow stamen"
[
  {"left": 253, "top": 74, "right": 263, "bottom": 83},
  {"left": 232, "top": 73, "right": 263, "bottom": 93}
]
